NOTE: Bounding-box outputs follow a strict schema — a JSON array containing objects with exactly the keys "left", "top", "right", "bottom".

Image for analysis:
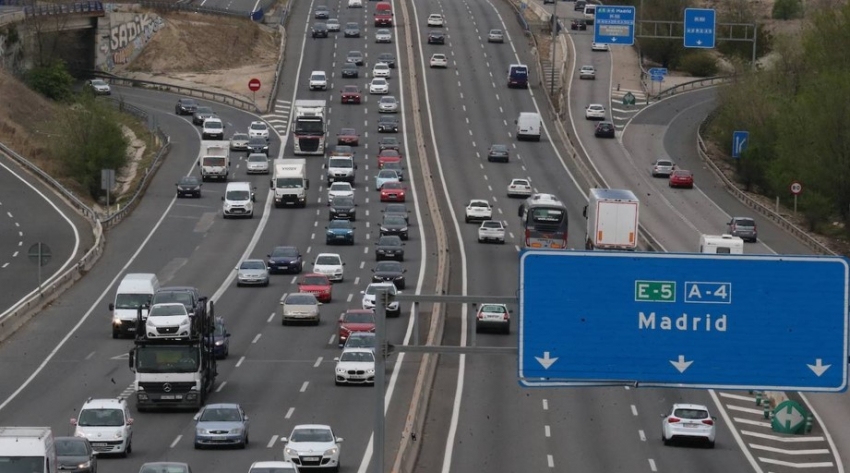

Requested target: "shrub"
[
  {"left": 678, "top": 51, "right": 719, "bottom": 77},
  {"left": 24, "top": 60, "right": 74, "bottom": 102}
]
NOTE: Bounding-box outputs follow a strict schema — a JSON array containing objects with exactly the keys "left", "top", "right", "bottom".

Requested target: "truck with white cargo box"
[
  {"left": 271, "top": 159, "right": 309, "bottom": 208},
  {"left": 197, "top": 140, "right": 230, "bottom": 182},
  {"left": 0, "top": 427, "right": 57, "bottom": 473},
  {"left": 293, "top": 100, "right": 327, "bottom": 155},
  {"left": 583, "top": 188, "right": 639, "bottom": 250},
  {"left": 699, "top": 234, "right": 744, "bottom": 254}
]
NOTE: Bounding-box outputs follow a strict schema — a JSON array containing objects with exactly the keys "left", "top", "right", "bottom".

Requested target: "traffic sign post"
[
  {"left": 791, "top": 180, "right": 803, "bottom": 215},
  {"left": 518, "top": 251, "right": 849, "bottom": 391},
  {"left": 732, "top": 130, "right": 749, "bottom": 159},
  {"left": 248, "top": 78, "right": 261, "bottom": 103},
  {"left": 27, "top": 242, "right": 52, "bottom": 292},
  {"left": 684, "top": 8, "right": 716, "bottom": 48},
  {"left": 771, "top": 400, "right": 808, "bottom": 434},
  {"left": 622, "top": 91, "right": 636, "bottom": 106},
  {"left": 593, "top": 6, "right": 635, "bottom": 45},
  {"left": 647, "top": 67, "right": 667, "bottom": 76}
]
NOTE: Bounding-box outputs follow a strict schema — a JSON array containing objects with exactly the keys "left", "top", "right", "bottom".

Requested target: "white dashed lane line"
[{"left": 0, "top": 206, "right": 24, "bottom": 269}]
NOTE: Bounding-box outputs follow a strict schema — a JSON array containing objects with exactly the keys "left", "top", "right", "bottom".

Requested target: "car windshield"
[
  {"left": 378, "top": 170, "right": 398, "bottom": 178},
  {"left": 330, "top": 183, "right": 351, "bottom": 191},
  {"left": 512, "top": 180, "right": 529, "bottom": 186},
  {"left": 149, "top": 304, "right": 187, "bottom": 317},
  {"left": 312, "top": 73, "right": 325, "bottom": 80},
  {"left": 231, "top": 133, "right": 248, "bottom": 140},
  {"left": 386, "top": 204, "right": 406, "bottom": 213},
  {"left": 272, "top": 247, "right": 298, "bottom": 257},
  {"left": 55, "top": 438, "right": 89, "bottom": 456},
  {"left": 250, "top": 469, "right": 296, "bottom": 473},
  {"left": 490, "top": 29, "right": 501, "bottom": 34},
  {"left": 291, "top": 428, "right": 333, "bottom": 443},
  {"left": 383, "top": 182, "right": 402, "bottom": 189},
  {"left": 372, "top": 79, "right": 387, "bottom": 85},
  {"left": 151, "top": 291, "right": 193, "bottom": 307},
  {"left": 674, "top": 171, "right": 692, "bottom": 177},
  {"left": 375, "top": 262, "right": 402, "bottom": 272},
  {"left": 491, "top": 145, "right": 508, "bottom": 153},
  {"left": 344, "top": 312, "right": 374, "bottom": 323},
  {"left": 140, "top": 464, "right": 189, "bottom": 473},
  {"left": 331, "top": 197, "right": 354, "bottom": 207},
  {"left": 339, "top": 128, "right": 356, "bottom": 135},
  {"left": 213, "top": 320, "right": 227, "bottom": 336},
  {"left": 346, "top": 334, "right": 376, "bottom": 348},
  {"left": 656, "top": 160, "right": 673, "bottom": 166},
  {"left": 78, "top": 408, "right": 124, "bottom": 427},
  {"left": 379, "top": 54, "right": 394, "bottom": 61},
  {"left": 343, "top": 86, "right": 358, "bottom": 93},
  {"left": 380, "top": 97, "right": 395, "bottom": 103},
  {"left": 470, "top": 202, "right": 489, "bottom": 208},
  {"left": 205, "top": 121, "right": 222, "bottom": 129},
  {"left": 199, "top": 407, "right": 242, "bottom": 422},
  {"left": 196, "top": 107, "right": 212, "bottom": 114},
  {"left": 735, "top": 218, "right": 755, "bottom": 227},
  {"left": 249, "top": 138, "right": 267, "bottom": 145},
  {"left": 481, "top": 304, "right": 507, "bottom": 313},
  {"left": 250, "top": 123, "right": 267, "bottom": 130},
  {"left": 348, "top": 51, "right": 362, "bottom": 58},
  {"left": 383, "top": 216, "right": 405, "bottom": 226},
  {"left": 115, "top": 292, "right": 152, "bottom": 310},
  {"left": 240, "top": 260, "right": 265, "bottom": 270},
  {"left": 378, "top": 236, "right": 401, "bottom": 246},
  {"left": 340, "top": 351, "right": 375, "bottom": 362},
  {"left": 329, "top": 158, "right": 352, "bottom": 168},
  {"left": 316, "top": 256, "right": 341, "bottom": 265},
  {"left": 673, "top": 408, "right": 709, "bottom": 419},
  {"left": 276, "top": 178, "right": 303, "bottom": 188},
  {"left": 181, "top": 99, "right": 197, "bottom": 106},
  {"left": 203, "top": 157, "right": 226, "bottom": 167},
  {"left": 301, "top": 276, "right": 329, "bottom": 286},
  {"left": 482, "top": 221, "right": 502, "bottom": 229},
  {"left": 379, "top": 116, "right": 397, "bottom": 123},
  {"left": 248, "top": 155, "right": 267, "bottom": 163},
  {"left": 329, "top": 220, "right": 352, "bottom": 229},
  {"left": 384, "top": 162, "right": 401, "bottom": 171},
  {"left": 286, "top": 294, "right": 317, "bottom": 305},
  {"left": 366, "top": 284, "right": 395, "bottom": 295},
  {"left": 226, "top": 190, "right": 250, "bottom": 201}
]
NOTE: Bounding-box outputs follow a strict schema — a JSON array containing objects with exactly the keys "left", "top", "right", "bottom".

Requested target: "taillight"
[
  {"left": 667, "top": 416, "right": 681, "bottom": 423},
  {"left": 702, "top": 419, "right": 714, "bottom": 426}
]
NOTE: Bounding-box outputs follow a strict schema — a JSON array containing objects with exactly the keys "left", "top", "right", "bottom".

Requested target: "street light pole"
[{"left": 550, "top": 0, "right": 557, "bottom": 98}]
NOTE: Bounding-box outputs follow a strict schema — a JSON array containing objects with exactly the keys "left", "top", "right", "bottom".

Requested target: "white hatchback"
[
  {"left": 585, "top": 103, "right": 606, "bottom": 120},
  {"left": 282, "top": 425, "right": 343, "bottom": 470},
  {"left": 348, "top": 0, "right": 362, "bottom": 6},
  {"left": 374, "top": 28, "right": 392, "bottom": 43},
  {"left": 361, "top": 282, "right": 401, "bottom": 316},
  {"left": 328, "top": 182, "right": 355, "bottom": 201},
  {"left": 427, "top": 13, "right": 444, "bottom": 26},
  {"left": 372, "top": 62, "right": 391, "bottom": 78},
  {"left": 335, "top": 348, "right": 376, "bottom": 385},
  {"left": 464, "top": 199, "right": 492, "bottom": 223},
  {"left": 313, "top": 253, "right": 345, "bottom": 282},
  {"left": 145, "top": 302, "right": 192, "bottom": 339},
  {"left": 369, "top": 78, "right": 389, "bottom": 94},
  {"left": 429, "top": 53, "right": 448, "bottom": 68},
  {"left": 579, "top": 65, "right": 596, "bottom": 79},
  {"left": 507, "top": 178, "right": 532, "bottom": 198},
  {"left": 309, "top": 70, "right": 328, "bottom": 91},
  {"left": 248, "top": 120, "right": 270, "bottom": 140},
  {"left": 661, "top": 403, "right": 717, "bottom": 448}
]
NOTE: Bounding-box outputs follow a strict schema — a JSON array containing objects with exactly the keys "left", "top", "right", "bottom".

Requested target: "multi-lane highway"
[{"left": 0, "top": 152, "right": 92, "bottom": 316}]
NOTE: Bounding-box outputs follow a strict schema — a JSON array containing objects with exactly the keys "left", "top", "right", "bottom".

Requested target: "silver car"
[
  {"left": 651, "top": 159, "right": 675, "bottom": 177},
  {"left": 344, "top": 22, "right": 360, "bottom": 38},
  {"left": 230, "top": 132, "right": 249, "bottom": 151},
  {"left": 378, "top": 96, "right": 398, "bottom": 113},
  {"left": 579, "top": 65, "right": 596, "bottom": 79},
  {"left": 327, "top": 18, "right": 341, "bottom": 31},
  {"left": 281, "top": 292, "right": 322, "bottom": 325},
  {"left": 375, "top": 28, "right": 392, "bottom": 43},
  {"left": 194, "top": 403, "right": 249, "bottom": 449},
  {"left": 727, "top": 217, "right": 758, "bottom": 242},
  {"left": 487, "top": 28, "right": 504, "bottom": 43},
  {"left": 236, "top": 259, "right": 270, "bottom": 287},
  {"left": 246, "top": 153, "right": 269, "bottom": 174}
]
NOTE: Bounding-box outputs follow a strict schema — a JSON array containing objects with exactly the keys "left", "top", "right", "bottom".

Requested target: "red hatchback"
[
  {"left": 380, "top": 181, "right": 407, "bottom": 202},
  {"left": 669, "top": 170, "right": 694, "bottom": 189},
  {"left": 377, "top": 149, "right": 402, "bottom": 168},
  {"left": 337, "top": 128, "right": 360, "bottom": 146},
  {"left": 338, "top": 309, "right": 376, "bottom": 347},
  {"left": 297, "top": 273, "right": 333, "bottom": 303},
  {"left": 340, "top": 85, "right": 362, "bottom": 104}
]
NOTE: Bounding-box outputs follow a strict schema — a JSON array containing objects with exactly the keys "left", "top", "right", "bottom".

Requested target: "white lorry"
[
  {"left": 699, "top": 234, "right": 744, "bottom": 254},
  {"left": 515, "top": 112, "right": 541, "bottom": 141},
  {"left": 293, "top": 100, "right": 327, "bottom": 155},
  {"left": 271, "top": 159, "right": 309, "bottom": 208},
  {"left": 583, "top": 188, "right": 640, "bottom": 250},
  {"left": 0, "top": 427, "right": 57, "bottom": 473},
  {"left": 197, "top": 140, "right": 230, "bottom": 182}
]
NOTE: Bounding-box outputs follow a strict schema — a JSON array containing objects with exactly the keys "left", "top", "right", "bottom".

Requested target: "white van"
[
  {"left": 110, "top": 273, "right": 160, "bottom": 338},
  {"left": 516, "top": 112, "right": 542, "bottom": 141},
  {"left": 584, "top": 4, "right": 596, "bottom": 24},
  {"left": 699, "top": 234, "right": 744, "bottom": 254},
  {"left": 222, "top": 182, "right": 256, "bottom": 218},
  {"left": 0, "top": 427, "right": 57, "bottom": 473}
]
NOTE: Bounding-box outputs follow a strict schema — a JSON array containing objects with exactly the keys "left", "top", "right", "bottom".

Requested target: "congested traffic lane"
[{"left": 0, "top": 153, "right": 89, "bottom": 315}]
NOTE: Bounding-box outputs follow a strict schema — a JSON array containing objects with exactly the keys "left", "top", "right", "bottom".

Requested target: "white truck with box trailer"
[
  {"left": 583, "top": 188, "right": 640, "bottom": 250},
  {"left": 271, "top": 159, "right": 309, "bottom": 208},
  {"left": 197, "top": 140, "right": 230, "bottom": 182},
  {"left": 0, "top": 427, "right": 57, "bottom": 473},
  {"left": 293, "top": 100, "right": 327, "bottom": 155}
]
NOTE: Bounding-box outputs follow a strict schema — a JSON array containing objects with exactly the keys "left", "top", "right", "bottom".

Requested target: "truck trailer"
[
  {"left": 271, "top": 159, "right": 309, "bottom": 208},
  {"left": 583, "top": 188, "right": 640, "bottom": 250},
  {"left": 293, "top": 100, "right": 327, "bottom": 155}
]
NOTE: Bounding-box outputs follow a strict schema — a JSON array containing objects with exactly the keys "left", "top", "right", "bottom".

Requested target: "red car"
[
  {"left": 297, "top": 273, "right": 333, "bottom": 303},
  {"left": 340, "top": 85, "right": 362, "bottom": 104},
  {"left": 337, "top": 128, "right": 360, "bottom": 146},
  {"left": 669, "top": 170, "right": 694, "bottom": 189},
  {"left": 338, "top": 309, "right": 376, "bottom": 347},
  {"left": 380, "top": 181, "right": 407, "bottom": 202},
  {"left": 377, "top": 149, "right": 402, "bottom": 168}
]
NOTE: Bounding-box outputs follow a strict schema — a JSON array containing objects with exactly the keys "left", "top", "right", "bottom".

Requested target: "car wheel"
[
  {"left": 264, "top": 280, "right": 269, "bottom": 287},
  {"left": 662, "top": 432, "right": 670, "bottom": 446},
  {"left": 194, "top": 442, "right": 201, "bottom": 450},
  {"left": 465, "top": 217, "right": 470, "bottom": 223},
  {"left": 478, "top": 237, "right": 483, "bottom": 243},
  {"left": 335, "top": 380, "right": 343, "bottom": 386},
  {"left": 112, "top": 329, "right": 120, "bottom": 339},
  {"left": 707, "top": 440, "right": 715, "bottom": 449},
  {"left": 236, "top": 282, "right": 242, "bottom": 287},
  {"left": 504, "top": 323, "right": 511, "bottom": 335},
  {"left": 282, "top": 320, "right": 288, "bottom": 326}
]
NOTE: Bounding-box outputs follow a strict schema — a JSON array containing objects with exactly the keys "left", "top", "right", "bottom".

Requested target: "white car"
[
  {"left": 249, "top": 462, "right": 299, "bottom": 473},
  {"left": 464, "top": 199, "right": 492, "bottom": 223},
  {"left": 429, "top": 53, "right": 448, "bottom": 68},
  {"left": 249, "top": 121, "right": 270, "bottom": 141},
  {"left": 475, "top": 303, "right": 511, "bottom": 334},
  {"left": 378, "top": 96, "right": 399, "bottom": 113},
  {"left": 313, "top": 253, "right": 345, "bottom": 282},
  {"left": 427, "top": 13, "right": 444, "bottom": 26},
  {"left": 579, "top": 65, "right": 596, "bottom": 80},
  {"left": 246, "top": 153, "right": 269, "bottom": 174},
  {"left": 348, "top": 0, "right": 362, "bottom": 7},
  {"left": 71, "top": 398, "right": 133, "bottom": 456},
  {"left": 86, "top": 79, "right": 111, "bottom": 95},
  {"left": 334, "top": 348, "right": 376, "bottom": 385},
  {"left": 361, "top": 282, "right": 401, "bottom": 316},
  {"left": 282, "top": 425, "right": 343, "bottom": 470},
  {"left": 145, "top": 302, "right": 192, "bottom": 339},
  {"left": 369, "top": 78, "right": 389, "bottom": 94},
  {"left": 375, "top": 28, "right": 392, "bottom": 43},
  {"left": 507, "top": 178, "right": 533, "bottom": 198},
  {"left": 328, "top": 182, "right": 355, "bottom": 201},
  {"left": 309, "top": 70, "right": 328, "bottom": 91},
  {"left": 661, "top": 403, "right": 717, "bottom": 448},
  {"left": 478, "top": 220, "right": 506, "bottom": 244},
  {"left": 591, "top": 42, "right": 609, "bottom": 52},
  {"left": 327, "top": 18, "right": 341, "bottom": 32},
  {"left": 202, "top": 117, "right": 224, "bottom": 140},
  {"left": 585, "top": 103, "right": 606, "bottom": 120},
  {"left": 372, "top": 62, "right": 391, "bottom": 78}
]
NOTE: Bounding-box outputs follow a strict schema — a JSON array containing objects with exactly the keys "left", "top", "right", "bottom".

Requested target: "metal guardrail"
[
  {"left": 0, "top": 93, "right": 172, "bottom": 342},
  {"left": 653, "top": 75, "right": 736, "bottom": 99},
  {"left": 87, "top": 71, "right": 261, "bottom": 114},
  {"left": 16, "top": 0, "right": 105, "bottom": 17},
  {"left": 266, "top": 0, "right": 291, "bottom": 113},
  {"left": 696, "top": 115, "right": 835, "bottom": 256},
  {"left": 136, "top": 0, "right": 272, "bottom": 17}
]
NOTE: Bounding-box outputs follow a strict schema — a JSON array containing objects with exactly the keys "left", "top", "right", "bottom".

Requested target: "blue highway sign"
[
  {"left": 648, "top": 67, "right": 668, "bottom": 76},
  {"left": 593, "top": 6, "right": 635, "bottom": 46},
  {"left": 518, "top": 251, "right": 849, "bottom": 391},
  {"left": 732, "top": 130, "right": 749, "bottom": 158},
  {"left": 651, "top": 74, "right": 664, "bottom": 82},
  {"left": 684, "top": 8, "right": 716, "bottom": 48}
]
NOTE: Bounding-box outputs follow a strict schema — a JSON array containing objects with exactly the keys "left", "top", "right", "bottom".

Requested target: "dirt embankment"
[{"left": 0, "top": 69, "right": 62, "bottom": 174}]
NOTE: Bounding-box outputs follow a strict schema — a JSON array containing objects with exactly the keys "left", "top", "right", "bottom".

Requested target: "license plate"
[
  {"left": 304, "top": 456, "right": 321, "bottom": 461},
  {"left": 91, "top": 443, "right": 108, "bottom": 447},
  {"left": 161, "top": 395, "right": 179, "bottom": 400},
  {"left": 126, "top": 327, "right": 136, "bottom": 331},
  {"left": 337, "top": 213, "right": 348, "bottom": 217}
]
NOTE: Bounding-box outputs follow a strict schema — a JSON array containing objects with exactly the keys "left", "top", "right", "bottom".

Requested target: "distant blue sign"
[
  {"left": 651, "top": 74, "right": 664, "bottom": 82},
  {"left": 684, "top": 8, "right": 716, "bottom": 48},
  {"left": 648, "top": 68, "right": 668, "bottom": 76},
  {"left": 251, "top": 9, "right": 264, "bottom": 21},
  {"left": 518, "top": 251, "right": 849, "bottom": 391},
  {"left": 732, "top": 130, "right": 749, "bottom": 159},
  {"left": 593, "top": 6, "right": 635, "bottom": 46}
]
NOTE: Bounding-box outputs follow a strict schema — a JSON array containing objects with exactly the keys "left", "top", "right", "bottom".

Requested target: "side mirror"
[
  {"left": 252, "top": 194, "right": 256, "bottom": 202},
  {"left": 281, "top": 437, "right": 289, "bottom": 443},
  {"left": 196, "top": 160, "right": 200, "bottom": 166},
  {"left": 397, "top": 291, "right": 403, "bottom": 294},
  {"left": 514, "top": 119, "right": 517, "bottom": 124},
  {"left": 334, "top": 357, "right": 340, "bottom": 362},
  {"left": 221, "top": 196, "right": 225, "bottom": 201},
  {"left": 128, "top": 350, "right": 135, "bottom": 370},
  {"left": 70, "top": 418, "right": 77, "bottom": 426},
  {"left": 403, "top": 269, "right": 407, "bottom": 273},
  {"left": 659, "top": 413, "right": 667, "bottom": 418},
  {"left": 354, "top": 203, "right": 359, "bottom": 207},
  {"left": 226, "top": 332, "right": 231, "bottom": 337},
  {"left": 582, "top": 206, "right": 588, "bottom": 218},
  {"left": 270, "top": 180, "right": 274, "bottom": 189},
  {"left": 337, "top": 437, "right": 345, "bottom": 443},
  {"left": 360, "top": 291, "right": 366, "bottom": 294},
  {"left": 342, "top": 262, "right": 346, "bottom": 265},
  {"left": 371, "top": 269, "right": 375, "bottom": 272},
  {"left": 175, "top": 183, "right": 178, "bottom": 187},
  {"left": 108, "top": 303, "right": 115, "bottom": 311}
]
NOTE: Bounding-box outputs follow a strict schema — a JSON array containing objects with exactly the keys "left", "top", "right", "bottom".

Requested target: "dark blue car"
[
  {"left": 206, "top": 317, "right": 230, "bottom": 359},
  {"left": 267, "top": 246, "right": 303, "bottom": 274},
  {"left": 326, "top": 219, "right": 355, "bottom": 245}
]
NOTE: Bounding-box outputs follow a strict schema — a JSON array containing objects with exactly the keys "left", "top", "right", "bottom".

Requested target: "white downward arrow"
[
  {"left": 696, "top": 39, "right": 703, "bottom": 45},
  {"left": 807, "top": 358, "right": 832, "bottom": 377},
  {"left": 535, "top": 351, "right": 558, "bottom": 370},
  {"left": 670, "top": 355, "right": 693, "bottom": 373}
]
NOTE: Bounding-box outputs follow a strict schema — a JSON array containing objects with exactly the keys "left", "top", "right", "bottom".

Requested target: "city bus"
[{"left": 518, "top": 193, "right": 569, "bottom": 249}]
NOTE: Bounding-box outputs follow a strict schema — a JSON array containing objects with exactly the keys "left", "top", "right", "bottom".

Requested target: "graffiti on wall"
[{"left": 99, "top": 12, "right": 164, "bottom": 72}]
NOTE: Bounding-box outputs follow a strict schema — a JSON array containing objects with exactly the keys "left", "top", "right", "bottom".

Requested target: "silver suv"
[{"left": 727, "top": 217, "right": 758, "bottom": 242}]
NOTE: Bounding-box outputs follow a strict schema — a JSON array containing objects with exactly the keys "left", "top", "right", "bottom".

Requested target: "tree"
[
  {"left": 772, "top": 0, "right": 803, "bottom": 20},
  {"left": 24, "top": 60, "right": 74, "bottom": 102}
]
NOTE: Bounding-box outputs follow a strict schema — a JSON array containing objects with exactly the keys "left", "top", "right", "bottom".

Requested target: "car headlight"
[
  {"left": 179, "top": 319, "right": 190, "bottom": 326},
  {"left": 367, "top": 368, "right": 375, "bottom": 374},
  {"left": 327, "top": 231, "right": 334, "bottom": 236},
  {"left": 197, "top": 428, "right": 208, "bottom": 435},
  {"left": 215, "top": 340, "right": 224, "bottom": 346},
  {"left": 336, "top": 367, "right": 346, "bottom": 374},
  {"left": 380, "top": 227, "right": 388, "bottom": 232},
  {"left": 114, "top": 431, "right": 123, "bottom": 439},
  {"left": 330, "top": 208, "right": 337, "bottom": 213},
  {"left": 77, "top": 461, "right": 92, "bottom": 469},
  {"left": 113, "top": 317, "right": 122, "bottom": 325},
  {"left": 74, "top": 431, "right": 86, "bottom": 438},
  {"left": 324, "top": 447, "right": 339, "bottom": 456},
  {"left": 285, "top": 447, "right": 298, "bottom": 456},
  {"left": 401, "top": 227, "right": 408, "bottom": 232},
  {"left": 230, "top": 427, "right": 244, "bottom": 435}
]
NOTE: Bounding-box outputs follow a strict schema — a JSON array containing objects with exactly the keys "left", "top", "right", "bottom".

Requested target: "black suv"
[
  {"left": 329, "top": 196, "right": 357, "bottom": 221},
  {"left": 175, "top": 98, "right": 198, "bottom": 115},
  {"left": 378, "top": 115, "right": 399, "bottom": 133},
  {"left": 312, "top": 22, "right": 329, "bottom": 38},
  {"left": 428, "top": 31, "right": 445, "bottom": 44}
]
